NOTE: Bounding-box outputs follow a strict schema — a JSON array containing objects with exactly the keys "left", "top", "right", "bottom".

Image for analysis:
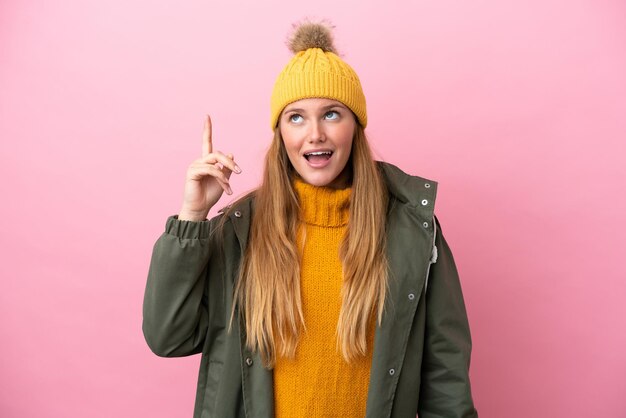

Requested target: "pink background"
[{"left": 1, "top": 0, "right": 625, "bottom": 417}]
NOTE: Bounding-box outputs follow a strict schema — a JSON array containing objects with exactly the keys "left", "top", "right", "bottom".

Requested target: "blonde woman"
[{"left": 143, "top": 21, "right": 478, "bottom": 418}]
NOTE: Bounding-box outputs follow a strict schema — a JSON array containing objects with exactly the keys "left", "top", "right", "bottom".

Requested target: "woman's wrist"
[{"left": 178, "top": 208, "right": 209, "bottom": 222}]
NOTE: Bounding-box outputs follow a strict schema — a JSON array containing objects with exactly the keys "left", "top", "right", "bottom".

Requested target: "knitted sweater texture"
[{"left": 273, "top": 179, "right": 375, "bottom": 418}]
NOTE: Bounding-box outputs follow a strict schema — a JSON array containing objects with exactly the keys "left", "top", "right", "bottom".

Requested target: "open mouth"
[{"left": 304, "top": 151, "right": 333, "bottom": 164}]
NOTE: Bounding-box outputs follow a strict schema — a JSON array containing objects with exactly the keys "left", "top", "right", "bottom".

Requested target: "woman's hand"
[{"left": 178, "top": 115, "right": 242, "bottom": 221}]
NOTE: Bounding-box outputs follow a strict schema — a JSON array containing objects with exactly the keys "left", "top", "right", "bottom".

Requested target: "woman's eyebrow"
[
  {"left": 284, "top": 104, "right": 347, "bottom": 114},
  {"left": 322, "top": 104, "right": 346, "bottom": 111}
]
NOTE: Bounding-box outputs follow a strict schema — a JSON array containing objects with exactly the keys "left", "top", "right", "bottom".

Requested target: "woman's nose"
[{"left": 307, "top": 121, "right": 326, "bottom": 143}]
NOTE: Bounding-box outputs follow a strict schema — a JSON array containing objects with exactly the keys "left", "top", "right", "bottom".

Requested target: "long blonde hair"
[{"left": 230, "top": 124, "right": 389, "bottom": 367}]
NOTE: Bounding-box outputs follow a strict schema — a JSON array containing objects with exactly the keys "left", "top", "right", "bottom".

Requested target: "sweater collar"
[{"left": 293, "top": 178, "right": 351, "bottom": 227}]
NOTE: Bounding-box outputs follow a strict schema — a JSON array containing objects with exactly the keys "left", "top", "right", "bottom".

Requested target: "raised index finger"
[{"left": 202, "top": 114, "right": 212, "bottom": 157}]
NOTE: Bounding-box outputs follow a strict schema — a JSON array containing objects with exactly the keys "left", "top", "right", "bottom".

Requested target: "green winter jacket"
[{"left": 143, "top": 161, "right": 478, "bottom": 418}]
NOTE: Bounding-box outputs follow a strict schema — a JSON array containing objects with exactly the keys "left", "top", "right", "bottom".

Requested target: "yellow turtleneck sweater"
[{"left": 273, "top": 179, "right": 375, "bottom": 418}]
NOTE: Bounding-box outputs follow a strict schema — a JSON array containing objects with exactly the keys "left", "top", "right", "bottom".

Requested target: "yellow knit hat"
[{"left": 270, "top": 22, "right": 367, "bottom": 129}]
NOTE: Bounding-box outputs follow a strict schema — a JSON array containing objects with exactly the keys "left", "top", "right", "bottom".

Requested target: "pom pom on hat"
[
  {"left": 287, "top": 20, "right": 337, "bottom": 54},
  {"left": 270, "top": 20, "right": 367, "bottom": 129}
]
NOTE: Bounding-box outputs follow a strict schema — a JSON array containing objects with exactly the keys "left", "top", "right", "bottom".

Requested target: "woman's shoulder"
[
  {"left": 209, "top": 191, "right": 257, "bottom": 243},
  {"left": 215, "top": 190, "right": 256, "bottom": 217},
  {"left": 376, "top": 161, "right": 438, "bottom": 208}
]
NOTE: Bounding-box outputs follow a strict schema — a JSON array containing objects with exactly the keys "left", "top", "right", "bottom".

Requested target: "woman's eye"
[
  {"left": 289, "top": 114, "right": 303, "bottom": 123},
  {"left": 324, "top": 111, "right": 339, "bottom": 120}
]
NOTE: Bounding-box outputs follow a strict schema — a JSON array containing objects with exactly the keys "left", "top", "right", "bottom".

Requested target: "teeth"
[{"left": 305, "top": 151, "right": 332, "bottom": 156}]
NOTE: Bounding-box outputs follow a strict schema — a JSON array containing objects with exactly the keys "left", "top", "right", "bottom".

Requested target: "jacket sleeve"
[
  {"left": 142, "top": 215, "right": 214, "bottom": 357},
  {"left": 417, "top": 217, "right": 478, "bottom": 418}
]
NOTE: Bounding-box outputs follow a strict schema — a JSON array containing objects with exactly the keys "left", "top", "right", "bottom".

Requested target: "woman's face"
[{"left": 279, "top": 98, "right": 356, "bottom": 188}]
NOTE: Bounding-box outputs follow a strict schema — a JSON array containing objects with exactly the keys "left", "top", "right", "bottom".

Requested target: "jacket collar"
[{"left": 378, "top": 161, "right": 438, "bottom": 210}]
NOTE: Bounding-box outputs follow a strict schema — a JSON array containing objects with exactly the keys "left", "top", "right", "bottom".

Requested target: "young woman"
[{"left": 143, "top": 22, "right": 478, "bottom": 418}]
